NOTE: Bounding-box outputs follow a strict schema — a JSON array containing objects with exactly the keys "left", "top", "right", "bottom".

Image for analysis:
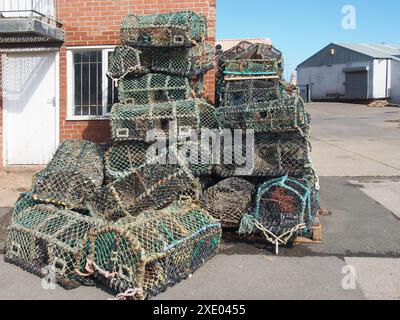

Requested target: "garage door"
[{"left": 345, "top": 71, "right": 368, "bottom": 100}]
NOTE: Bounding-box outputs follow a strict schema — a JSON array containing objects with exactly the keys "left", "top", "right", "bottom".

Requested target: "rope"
[
  {"left": 112, "top": 288, "right": 145, "bottom": 301},
  {"left": 75, "top": 259, "right": 116, "bottom": 279},
  {"left": 253, "top": 220, "right": 306, "bottom": 255}
]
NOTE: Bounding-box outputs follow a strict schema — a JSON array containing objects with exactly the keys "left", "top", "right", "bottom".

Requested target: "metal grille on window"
[{"left": 73, "top": 51, "right": 103, "bottom": 116}]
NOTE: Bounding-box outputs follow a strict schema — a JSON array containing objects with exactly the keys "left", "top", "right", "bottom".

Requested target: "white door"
[{"left": 3, "top": 52, "right": 58, "bottom": 165}]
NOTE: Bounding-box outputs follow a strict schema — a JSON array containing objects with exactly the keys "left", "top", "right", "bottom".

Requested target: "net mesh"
[
  {"left": 110, "top": 99, "right": 220, "bottom": 141},
  {"left": 107, "top": 45, "right": 146, "bottom": 81},
  {"left": 121, "top": 11, "right": 208, "bottom": 47},
  {"left": 87, "top": 203, "right": 221, "bottom": 299},
  {"left": 31, "top": 140, "right": 104, "bottom": 210},
  {"left": 87, "top": 152, "right": 200, "bottom": 221},
  {"left": 217, "top": 95, "right": 310, "bottom": 133},
  {"left": 118, "top": 73, "right": 198, "bottom": 105},
  {"left": 4, "top": 204, "right": 104, "bottom": 289},
  {"left": 239, "top": 176, "right": 319, "bottom": 245},
  {"left": 150, "top": 42, "right": 215, "bottom": 77},
  {"left": 202, "top": 178, "right": 255, "bottom": 228},
  {"left": 216, "top": 131, "right": 313, "bottom": 177},
  {"left": 223, "top": 59, "right": 279, "bottom": 77}
]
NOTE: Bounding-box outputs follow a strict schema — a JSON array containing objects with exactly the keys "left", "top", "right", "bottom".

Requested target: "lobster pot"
[
  {"left": 4, "top": 204, "right": 104, "bottom": 289},
  {"left": 87, "top": 204, "right": 222, "bottom": 299},
  {"left": 217, "top": 96, "right": 310, "bottom": 133},
  {"left": 111, "top": 99, "right": 219, "bottom": 141},
  {"left": 31, "top": 140, "right": 104, "bottom": 210},
  {"left": 105, "top": 141, "right": 152, "bottom": 181},
  {"left": 121, "top": 11, "right": 208, "bottom": 47},
  {"left": 220, "top": 79, "right": 280, "bottom": 107},
  {"left": 202, "top": 178, "right": 256, "bottom": 228},
  {"left": 239, "top": 176, "right": 319, "bottom": 245},
  {"left": 87, "top": 156, "right": 200, "bottom": 220},
  {"left": 151, "top": 42, "right": 215, "bottom": 77},
  {"left": 118, "top": 73, "right": 196, "bottom": 105},
  {"left": 219, "top": 42, "right": 283, "bottom": 75},
  {"left": 216, "top": 131, "right": 313, "bottom": 177},
  {"left": 107, "top": 45, "right": 147, "bottom": 81},
  {"left": 223, "top": 59, "right": 280, "bottom": 78}
]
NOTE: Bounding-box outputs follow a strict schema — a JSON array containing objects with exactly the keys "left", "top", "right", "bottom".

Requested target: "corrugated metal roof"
[
  {"left": 335, "top": 43, "right": 400, "bottom": 61},
  {"left": 217, "top": 38, "right": 272, "bottom": 52}
]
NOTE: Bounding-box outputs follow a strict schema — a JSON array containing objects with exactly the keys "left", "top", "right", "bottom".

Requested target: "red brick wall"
[{"left": 58, "top": 0, "right": 216, "bottom": 143}]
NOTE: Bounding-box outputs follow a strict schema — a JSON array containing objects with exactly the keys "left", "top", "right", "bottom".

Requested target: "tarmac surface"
[{"left": 0, "top": 102, "right": 399, "bottom": 300}]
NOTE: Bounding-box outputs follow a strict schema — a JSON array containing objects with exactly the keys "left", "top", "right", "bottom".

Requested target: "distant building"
[
  {"left": 217, "top": 38, "right": 272, "bottom": 52},
  {"left": 297, "top": 43, "right": 400, "bottom": 104}
]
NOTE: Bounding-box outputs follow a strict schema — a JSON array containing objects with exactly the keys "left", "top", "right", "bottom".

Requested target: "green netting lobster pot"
[
  {"left": 218, "top": 96, "right": 310, "bottom": 133},
  {"left": 12, "top": 192, "right": 39, "bottom": 222},
  {"left": 216, "top": 131, "right": 313, "bottom": 177},
  {"left": 105, "top": 141, "right": 151, "bottom": 181},
  {"left": 31, "top": 140, "right": 104, "bottom": 210},
  {"left": 87, "top": 156, "right": 200, "bottom": 220},
  {"left": 202, "top": 178, "right": 256, "bottom": 229},
  {"left": 220, "top": 79, "right": 280, "bottom": 107},
  {"left": 118, "top": 73, "right": 196, "bottom": 105},
  {"left": 151, "top": 42, "right": 215, "bottom": 77},
  {"left": 121, "top": 11, "right": 208, "bottom": 47},
  {"left": 239, "top": 176, "right": 319, "bottom": 247},
  {"left": 87, "top": 204, "right": 221, "bottom": 299},
  {"left": 4, "top": 204, "right": 104, "bottom": 289},
  {"left": 107, "top": 45, "right": 147, "bottom": 82},
  {"left": 111, "top": 99, "right": 219, "bottom": 141},
  {"left": 223, "top": 59, "right": 279, "bottom": 78}
]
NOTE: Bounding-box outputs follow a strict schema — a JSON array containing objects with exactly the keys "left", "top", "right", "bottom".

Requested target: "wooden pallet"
[{"left": 293, "top": 221, "right": 324, "bottom": 244}]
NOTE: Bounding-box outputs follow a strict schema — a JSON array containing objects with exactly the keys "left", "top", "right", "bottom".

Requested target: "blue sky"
[{"left": 217, "top": 0, "right": 400, "bottom": 80}]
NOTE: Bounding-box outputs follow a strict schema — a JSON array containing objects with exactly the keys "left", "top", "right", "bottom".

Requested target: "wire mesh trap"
[
  {"left": 217, "top": 95, "right": 310, "bottom": 133},
  {"left": 220, "top": 79, "right": 280, "bottom": 107},
  {"left": 150, "top": 42, "right": 215, "bottom": 77},
  {"left": 12, "top": 192, "right": 40, "bottom": 223},
  {"left": 223, "top": 59, "right": 280, "bottom": 78},
  {"left": 105, "top": 141, "right": 152, "bottom": 181},
  {"left": 202, "top": 178, "right": 256, "bottom": 228},
  {"left": 85, "top": 203, "right": 221, "bottom": 299},
  {"left": 239, "top": 176, "right": 319, "bottom": 251},
  {"left": 118, "top": 73, "right": 198, "bottom": 105},
  {"left": 87, "top": 152, "right": 200, "bottom": 221},
  {"left": 4, "top": 204, "right": 105, "bottom": 289},
  {"left": 121, "top": 11, "right": 208, "bottom": 47},
  {"left": 110, "top": 99, "right": 220, "bottom": 141},
  {"left": 31, "top": 140, "right": 104, "bottom": 210},
  {"left": 107, "top": 45, "right": 147, "bottom": 82},
  {"left": 216, "top": 131, "right": 313, "bottom": 178}
]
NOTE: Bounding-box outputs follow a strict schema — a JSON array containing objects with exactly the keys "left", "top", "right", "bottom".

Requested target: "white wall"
[
  {"left": 391, "top": 60, "right": 400, "bottom": 104},
  {"left": 297, "top": 61, "right": 374, "bottom": 100},
  {"left": 373, "top": 59, "right": 391, "bottom": 99}
]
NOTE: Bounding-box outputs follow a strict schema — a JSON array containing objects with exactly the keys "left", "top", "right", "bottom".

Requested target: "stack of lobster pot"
[
  {"left": 4, "top": 11, "right": 222, "bottom": 300},
  {"left": 203, "top": 41, "right": 320, "bottom": 253}
]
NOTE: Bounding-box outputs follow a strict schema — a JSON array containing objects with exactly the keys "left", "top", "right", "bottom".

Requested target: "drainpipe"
[{"left": 385, "top": 59, "right": 389, "bottom": 99}]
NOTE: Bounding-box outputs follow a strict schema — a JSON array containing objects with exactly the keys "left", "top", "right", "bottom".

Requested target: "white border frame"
[
  {"left": 66, "top": 45, "right": 116, "bottom": 121},
  {"left": 2, "top": 50, "right": 60, "bottom": 166}
]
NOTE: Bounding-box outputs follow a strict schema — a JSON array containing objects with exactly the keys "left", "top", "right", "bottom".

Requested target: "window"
[{"left": 67, "top": 47, "right": 119, "bottom": 119}]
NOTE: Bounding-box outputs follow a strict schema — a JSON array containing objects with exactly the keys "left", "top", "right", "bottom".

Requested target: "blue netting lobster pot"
[
  {"left": 121, "top": 11, "right": 208, "bottom": 47},
  {"left": 110, "top": 99, "right": 219, "bottom": 141},
  {"left": 239, "top": 176, "right": 319, "bottom": 247}
]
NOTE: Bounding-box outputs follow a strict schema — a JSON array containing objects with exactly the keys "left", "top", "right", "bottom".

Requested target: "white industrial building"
[{"left": 297, "top": 43, "right": 400, "bottom": 104}]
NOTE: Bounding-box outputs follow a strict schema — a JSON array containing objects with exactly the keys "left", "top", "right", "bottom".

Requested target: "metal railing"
[{"left": 0, "top": 0, "right": 56, "bottom": 19}]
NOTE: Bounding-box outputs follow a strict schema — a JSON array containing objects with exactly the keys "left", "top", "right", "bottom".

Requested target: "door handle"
[{"left": 47, "top": 97, "right": 56, "bottom": 107}]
